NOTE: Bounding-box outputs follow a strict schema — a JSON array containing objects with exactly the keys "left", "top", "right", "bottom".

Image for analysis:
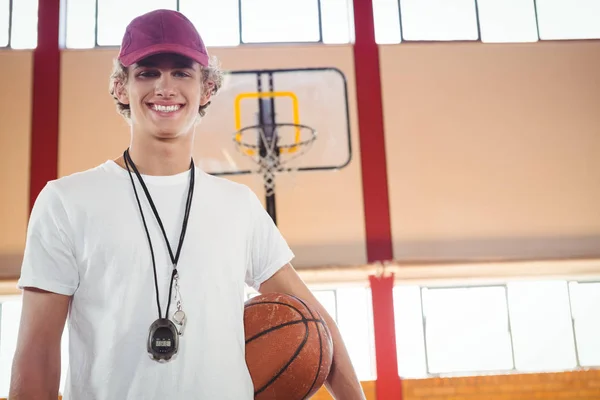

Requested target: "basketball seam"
[
  {"left": 294, "top": 296, "right": 326, "bottom": 400},
  {"left": 245, "top": 318, "right": 323, "bottom": 344},
  {"left": 244, "top": 300, "right": 308, "bottom": 344},
  {"left": 254, "top": 319, "right": 309, "bottom": 396}
]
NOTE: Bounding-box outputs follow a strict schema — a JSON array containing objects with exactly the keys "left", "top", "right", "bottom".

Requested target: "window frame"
[
  {"left": 399, "top": 279, "right": 600, "bottom": 378},
  {"left": 0, "top": 0, "right": 13, "bottom": 48},
  {"left": 80, "top": 0, "right": 330, "bottom": 49},
  {"left": 7, "top": 0, "right": 600, "bottom": 49},
  {"left": 237, "top": 0, "right": 324, "bottom": 45},
  {"left": 396, "top": 0, "right": 483, "bottom": 42},
  {"left": 419, "top": 284, "right": 517, "bottom": 376}
]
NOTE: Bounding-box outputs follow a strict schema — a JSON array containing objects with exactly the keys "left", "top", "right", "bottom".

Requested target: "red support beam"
[
  {"left": 351, "top": 0, "right": 400, "bottom": 398},
  {"left": 369, "top": 274, "right": 403, "bottom": 400},
  {"left": 29, "top": 0, "right": 62, "bottom": 211},
  {"left": 351, "top": 0, "right": 393, "bottom": 264}
]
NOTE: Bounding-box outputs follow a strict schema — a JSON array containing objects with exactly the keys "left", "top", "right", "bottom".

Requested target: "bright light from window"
[
  {"left": 537, "top": 0, "right": 600, "bottom": 40},
  {"left": 373, "top": 0, "right": 401, "bottom": 44},
  {"left": 320, "top": 0, "right": 352, "bottom": 44},
  {"left": 312, "top": 290, "right": 337, "bottom": 322},
  {"left": 65, "top": 0, "right": 96, "bottom": 49},
  {"left": 336, "top": 287, "right": 376, "bottom": 380},
  {"left": 422, "top": 286, "right": 514, "bottom": 374},
  {"left": 240, "top": 0, "right": 321, "bottom": 43},
  {"left": 180, "top": 0, "right": 240, "bottom": 47},
  {"left": 508, "top": 280, "right": 578, "bottom": 371},
  {"left": 400, "top": 0, "right": 479, "bottom": 41},
  {"left": 9, "top": 0, "right": 38, "bottom": 49},
  {"left": 569, "top": 281, "right": 600, "bottom": 367},
  {"left": 477, "top": 0, "right": 539, "bottom": 43},
  {"left": 0, "top": 0, "right": 9, "bottom": 47},
  {"left": 394, "top": 285, "right": 427, "bottom": 378},
  {"left": 96, "top": 0, "right": 177, "bottom": 46}
]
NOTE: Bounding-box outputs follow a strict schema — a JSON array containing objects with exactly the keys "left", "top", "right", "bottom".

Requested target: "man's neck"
[{"left": 116, "top": 135, "right": 194, "bottom": 176}]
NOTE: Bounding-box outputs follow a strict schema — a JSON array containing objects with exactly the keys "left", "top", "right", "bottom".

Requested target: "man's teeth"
[{"left": 152, "top": 104, "right": 180, "bottom": 112}]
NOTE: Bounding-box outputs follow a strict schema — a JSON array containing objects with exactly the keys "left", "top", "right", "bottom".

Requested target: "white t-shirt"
[{"left": 17, "top": 160, "right": 295, "bottom": 400}]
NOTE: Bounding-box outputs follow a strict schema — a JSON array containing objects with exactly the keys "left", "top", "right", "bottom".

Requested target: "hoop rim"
[{"left": 232, "top": 122, "right": 317, "bottom": 150}]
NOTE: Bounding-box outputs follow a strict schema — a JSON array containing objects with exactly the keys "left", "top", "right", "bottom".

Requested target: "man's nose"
[{"left": 155, "top": 74, "right": 177, "bottom": 97}]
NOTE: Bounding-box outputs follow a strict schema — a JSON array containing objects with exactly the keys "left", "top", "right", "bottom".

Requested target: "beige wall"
[
  {"left": 381, "top": 41, "right": 600, "bottom": 262},
  {"left": 0, "top": 51, "right": 33, "bottom": 279},
  {"left": 2, "top": 40, "right": 600, "bottom": 280}
]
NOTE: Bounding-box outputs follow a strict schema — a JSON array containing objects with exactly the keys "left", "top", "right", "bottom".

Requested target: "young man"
[{"left": 9, "top": 9, "right": 366, "bottom": 400}]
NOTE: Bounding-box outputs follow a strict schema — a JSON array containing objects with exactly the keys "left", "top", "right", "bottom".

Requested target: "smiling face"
[{"left": 115, "top": 53, "right": 212, "bottom": 141}]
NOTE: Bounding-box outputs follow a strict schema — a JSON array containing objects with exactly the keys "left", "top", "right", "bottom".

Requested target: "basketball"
[{"left": 244, "top": 292, "right": 334, "bottom": 399}]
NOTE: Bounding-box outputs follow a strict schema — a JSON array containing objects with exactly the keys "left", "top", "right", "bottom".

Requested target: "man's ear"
[
  {"left": 114, "top": 80, "right": 130, "bottom": 105},
  {"left": 200, "top": 81, "right": 214, "bottom": 106}
]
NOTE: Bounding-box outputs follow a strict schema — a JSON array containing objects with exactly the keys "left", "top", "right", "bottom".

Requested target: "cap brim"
[{"left": 119, "top": 43, "right": 209, "bottom": 67}]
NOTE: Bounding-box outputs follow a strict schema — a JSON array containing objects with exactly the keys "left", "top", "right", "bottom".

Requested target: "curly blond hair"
[{"left": 108, "top": 55, "right": 224, "bottom": 120}]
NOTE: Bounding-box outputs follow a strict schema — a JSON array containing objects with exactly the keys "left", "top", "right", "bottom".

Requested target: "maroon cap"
[{"left": 118, "top": 9, "right": 209, "bottom": 67}]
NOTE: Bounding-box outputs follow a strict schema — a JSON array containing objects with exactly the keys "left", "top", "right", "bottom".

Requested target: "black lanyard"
[{"left": 123, "top": 149, "right": 195, "bottom": 320}]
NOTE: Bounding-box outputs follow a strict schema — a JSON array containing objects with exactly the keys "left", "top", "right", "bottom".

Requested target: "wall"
[
  {"left": 381, "top": 40, "right": 600, "bottom": 263},
  {"left": 0, "top": 51, "right": 33, "bottom": 279},
  {"left": 3, "top": 41, "right": 600, "bottom": 279}
]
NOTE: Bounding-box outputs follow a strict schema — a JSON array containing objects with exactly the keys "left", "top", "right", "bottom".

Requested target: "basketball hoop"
[
  {"left": 232, "top": 122, "right": 317, "bottom": 196},
  {"left": 195, "top": 67, "right": 351, "bottom": 226}
]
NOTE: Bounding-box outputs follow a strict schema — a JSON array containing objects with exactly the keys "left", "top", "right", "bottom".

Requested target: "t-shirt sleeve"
[
  {"left": 17, "top": 182, "right": 80, "bottom": 296},
  {"left": 244, "top": 188, "right": 295, "bottom": 291}
]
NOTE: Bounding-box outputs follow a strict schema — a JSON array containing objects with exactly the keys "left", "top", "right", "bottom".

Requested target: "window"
[
  {"left": 0, "top": 0, "right": 9, "bottom": 47},
  {"left": 240, "top": 0, "right": 322, "bottom": 43},
  {"left": 336, "top": 287, "right": 376, "bottom": 380},
  {"left": 179, "top": 0, "right": 240, "bottom": 47},
  {"left": 320, "top": 0, "right": 352, "bottom": 44},
  {"left": 312, "top": 289, "right": 338, "bottom": 321},
  {"left": 64, "top": 0, "right": 351, "bottom": 48},
  {"left": 0, "top": 0, "right": 38, "bottom": 49},
  {"left": 569, "top": 281, "right": 600, "bottom": 367},
  {"left": 394, "top": 285, "right": 427, "bottom": 378},
  {"left": 372, "top": 0, "right": 402, "bottom": 44},
  {"left": 10, "top": 0, "right": 38, "bottom": 49},
  {"left": 65, "top": 0, "right": 96, "bottom": 49},
  {"left": 393, "top": 278, "right": 600, "bottom": 378},
  {"left": 422, "top": 286, "right": 513, "bottom": 374},
  {"left": 508, "top": 280, "right": 578, "bottom": 372},
  {"left": 477, "top": 0, "right": 538, "bottom": 43},
  {"left": 537, "top": 0, "right": 600, "bottom": 40},
  {"left": 96, "top": 0, "right": 178, "bottom": 46},
  {"left": 371, "top": 0, "right": 600, "bottom": 44},
  {"left": 400, "top": 0, "right": 479, "bottom": 41}
]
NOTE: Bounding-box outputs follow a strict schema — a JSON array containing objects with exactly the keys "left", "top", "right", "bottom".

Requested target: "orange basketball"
[{"left": 244, "top": 292, "right": 334, "bottom": 399}]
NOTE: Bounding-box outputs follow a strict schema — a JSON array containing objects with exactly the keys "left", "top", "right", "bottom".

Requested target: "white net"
[{"left": 234, "top": 123, "right": 317, "bottom": 196}]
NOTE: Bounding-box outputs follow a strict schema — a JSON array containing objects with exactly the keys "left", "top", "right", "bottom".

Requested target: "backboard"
[{"left": 194, "top": 68, "right": 352, "bottom": 176}]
